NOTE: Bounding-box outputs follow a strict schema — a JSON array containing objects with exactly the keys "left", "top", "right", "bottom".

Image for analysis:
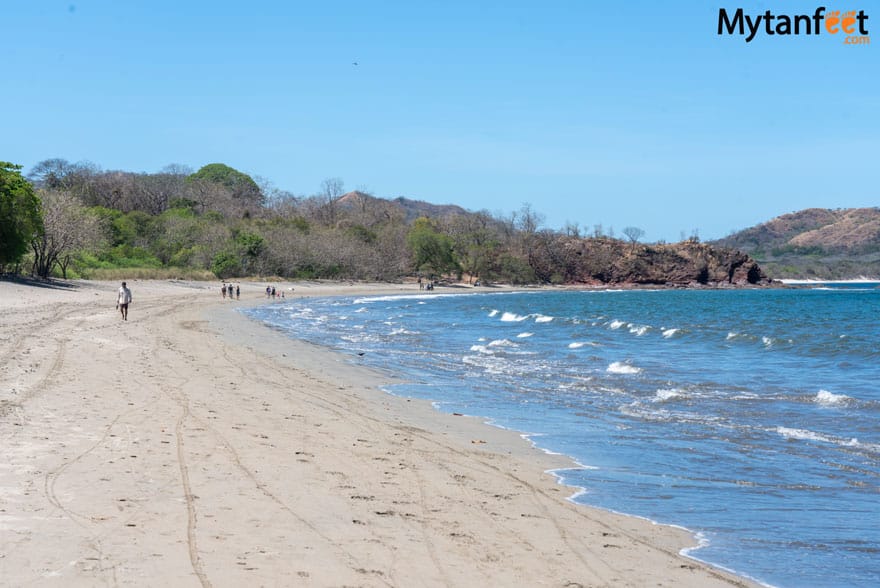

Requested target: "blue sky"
[{"left": 3, "top": 1, "right": 877, "bottom": 241}]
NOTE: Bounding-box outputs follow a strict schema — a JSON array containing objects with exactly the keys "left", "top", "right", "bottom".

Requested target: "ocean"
[{"left": 241, "top": 285, "right": 880, "bottom": 588}]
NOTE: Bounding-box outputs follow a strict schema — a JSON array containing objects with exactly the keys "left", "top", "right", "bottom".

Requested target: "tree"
[
  {"left": 31, "top": 190, "right": 105, "bottom": 278},
  {"left": 623, "top": 226, "right": 645, "bottom": 253},
  {"left": 1, "top": 162, "right": 43, "bottom": 271},
  {"left": 27, "top": 158, "right": 100, "bottom": 201},
  {"left": 317, "top": 177, "right": 345, "bottom": 226},
  {"left": 186, "top": 163, "right": 264, "bottom": 212},
  {"left": 406, "top": 217, "right": 459, "bottom": 277}
]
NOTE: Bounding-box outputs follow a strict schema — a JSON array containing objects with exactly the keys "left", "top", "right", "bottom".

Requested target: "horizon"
[{"left": 3, "top": 1, "right": 877, "bottom": 242}]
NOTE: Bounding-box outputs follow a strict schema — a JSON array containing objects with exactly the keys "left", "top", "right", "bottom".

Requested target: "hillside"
[
  {"left": 337, "top": 191, "right": 470, "bottom": 223},
  {"left": 713, "top": 208, "right": 880, "bottom": 279}
]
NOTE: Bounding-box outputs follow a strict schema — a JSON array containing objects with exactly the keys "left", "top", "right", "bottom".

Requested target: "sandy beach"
[{"left": 0, "top": 278, "right": 758, "bottom": 587}]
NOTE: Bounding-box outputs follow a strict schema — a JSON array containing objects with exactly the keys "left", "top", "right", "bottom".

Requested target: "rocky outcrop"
[{"left": 530, "top": 236, "right": 771, "bottom": 286}]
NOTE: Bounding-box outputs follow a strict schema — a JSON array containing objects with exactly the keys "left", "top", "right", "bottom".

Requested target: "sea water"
[{"left": 241, "top": 286, "right": 880, "bottom": 587}]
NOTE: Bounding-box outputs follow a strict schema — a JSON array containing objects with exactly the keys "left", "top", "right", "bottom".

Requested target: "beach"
[{"left": 0, "top": 279, "right": 758, "bottom": 587}]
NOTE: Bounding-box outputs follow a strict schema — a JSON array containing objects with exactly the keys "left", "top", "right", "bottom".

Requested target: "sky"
[{"left": 3, "top": 0, "right": 877, "bottom": 242}]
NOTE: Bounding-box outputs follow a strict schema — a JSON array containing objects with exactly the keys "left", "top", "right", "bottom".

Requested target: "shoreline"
[
  {"left": 1, "top": 278, "right": 760, "bottom": 587},
  {"left": 220, "top": 281, "right": 766, "bottom": 586}
]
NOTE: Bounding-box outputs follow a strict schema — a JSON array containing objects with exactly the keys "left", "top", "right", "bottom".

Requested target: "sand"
[{"left": 0, "top": 278, "right": 759, "bottom": 587}]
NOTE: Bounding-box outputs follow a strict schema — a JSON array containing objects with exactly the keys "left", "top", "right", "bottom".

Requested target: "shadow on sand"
[{"left": 0, "top": 275, "right": 81, "bottom": 292}]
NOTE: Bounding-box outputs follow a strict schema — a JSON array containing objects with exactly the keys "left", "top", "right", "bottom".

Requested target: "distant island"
[{"left": 8, "top": 159, "right": 872, "bottom": 285}]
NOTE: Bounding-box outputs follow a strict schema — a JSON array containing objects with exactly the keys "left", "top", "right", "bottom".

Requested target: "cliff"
[{"left": 530, "top": 237, "right": 771, "bottom": 287}]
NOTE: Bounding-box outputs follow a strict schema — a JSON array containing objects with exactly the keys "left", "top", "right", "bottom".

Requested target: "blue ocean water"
[{"left": 241, "top": 286, "right": 880, "bottom": 588}]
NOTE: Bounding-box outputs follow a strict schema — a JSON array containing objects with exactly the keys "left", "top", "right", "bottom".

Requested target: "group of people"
[
  {"left": 417, "top": 277, "right": 436, "bottom": 291},
  {"left": 221, "top": 283, "right": 241, "bottom": 300},
  {"left": 265, "top": 285, "right": 288, "bottom": 299}
]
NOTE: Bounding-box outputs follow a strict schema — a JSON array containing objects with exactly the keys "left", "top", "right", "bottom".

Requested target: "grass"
[{"left": 80, "top": 267, "right": 217, "bottom": 281}]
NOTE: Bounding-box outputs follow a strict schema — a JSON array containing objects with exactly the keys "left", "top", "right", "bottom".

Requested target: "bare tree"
[
  {"left": 131, "top": 172, "right": 185, "bottom": 214},
  {"left": 623, "top": 226, "right": 645, "bottom": 252},
  {"left": 31, "top": 190, "right": 106, "bottom": 277},
  {"left": 316, "top": 177, "right": 345, "bottom": 226},
  {"left": 160, "top": 163, "right": 194, "bottom": 176}
]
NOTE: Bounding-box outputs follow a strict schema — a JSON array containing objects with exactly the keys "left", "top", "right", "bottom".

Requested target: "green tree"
[
  {"left": 211, "top": 231, "right": 266, "bottom": 278},
  {"left": 1, "top": 162, "right": 43, "bottom": 271},
  {"left": 186, "top": 163, "right": 263, "bottom": 206},
  {"left": 406, "top": 217, "right": 459, "bottom": 276}
]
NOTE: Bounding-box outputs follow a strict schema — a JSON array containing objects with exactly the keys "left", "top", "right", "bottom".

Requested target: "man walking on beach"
[{"left": 117, "top": 281, "right": 132, "bottom": 321}]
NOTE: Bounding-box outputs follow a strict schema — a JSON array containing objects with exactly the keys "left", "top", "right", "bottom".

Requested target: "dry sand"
[{"left": 0, "top": 278, "right": 759, "bottom": 587}]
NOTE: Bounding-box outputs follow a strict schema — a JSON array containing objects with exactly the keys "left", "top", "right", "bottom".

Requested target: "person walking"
[{"left": 116, "top": 281, "right": 132, "bottom": 321}]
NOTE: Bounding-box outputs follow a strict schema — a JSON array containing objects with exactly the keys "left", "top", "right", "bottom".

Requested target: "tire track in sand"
[{"left": 175, "top": 403, "right": 212, "bottom": 588}]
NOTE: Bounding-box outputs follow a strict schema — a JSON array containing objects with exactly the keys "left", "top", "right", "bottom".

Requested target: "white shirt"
[{"left": 117, "top": 286, "right": 132, "bottom": 305}]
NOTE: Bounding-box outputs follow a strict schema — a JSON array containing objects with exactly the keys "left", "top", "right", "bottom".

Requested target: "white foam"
[
  {"left": 607, "top": 361, "right": 641, "bottom": 375},
  {"left": 662, "top": 328, "right": 679, "bottom": 338},
  {"left": 629, "top": 325, "right": 649, "bottom": 336},
  {"left": 815, "top": 390, "right": 852, "bottom": 407},
  {"left": 775, "top": 426, "right": 869, "bottom": 451},
  {"left": 488, "top": 309, "right": 499, "bottom": 317},
  {"left": 488, "top": 338, "right": 517, "bottom": 348},
  {"left": 568, "top": 341, "right": 598, "bottom": 349},
  {"left": 762, "top": 336, "right": 774, "bottom": 347},
  {"left": 534, "top": 314, "right": 554, "bottom": 323},
  {"left": 469, "top": 344, "right": 493, "bottom": 354},
  {"left": 726, "top": 332, "right": 738, "bottom": 340},
  {"left": 352, "top": 293, "right": 462, "bottom": 304},
  {"left": 516, "top": 332, "right": 533, "bottom": 338},
  {"left": 500, "top": 312, "right": 528, "bottom": 322},
  {"left": 609, "top": 320, "right": 625, "bottom": 330},
  {"left": 389, "top": 327, "right": 419, "bottom": 336},
  {"left": 654, "top": 388, "right": 685, "bottom": 402}
]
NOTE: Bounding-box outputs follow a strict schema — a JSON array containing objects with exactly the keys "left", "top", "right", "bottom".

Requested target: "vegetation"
[
  {"left": 714, "top": 207, "right": 880, "bottom": 279},
  {"left": 1, "top": 162, "right": 43, "bottom": 271},
  {"left": 2, "top": 157, "right": 770, "bottom": 285}
]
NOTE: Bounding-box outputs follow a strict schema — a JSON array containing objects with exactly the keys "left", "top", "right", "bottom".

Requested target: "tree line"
[{"left": 2, "top": 158, "right": 653, "bottom": 284}]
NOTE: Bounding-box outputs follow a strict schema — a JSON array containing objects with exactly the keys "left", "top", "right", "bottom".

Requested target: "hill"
[
  {"left": 712, "top": 208, "right": 880, "bottom": 280},
  {"left": 336, "top": 191, "right": 473, "bottom": 223}
]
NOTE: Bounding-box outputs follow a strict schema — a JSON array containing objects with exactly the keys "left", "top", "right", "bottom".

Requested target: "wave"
[
  {"left": 607, "top": 361, "right": 641, "bottom": 375},
  {"left": 662, "top": 328, "right": 680, "bottom": 338},
  {"left": 488, "top": 309, "right": 499, "bottom": 317},
  {"left": 389, "top": 327, "right": 418, "bottom": 336},
  {"left": 568, "top": 341, "right": 598, "bottom": 349},
  {"left": 352, "top": 293, "right": 464, "bottom": 304},
  {"left": 609, "top": 320, "right": 625, "bottom": 330},
  {"left": 815, "top": 390, "right": 853, "bottom": 407},
  {"left": 488, "top": 338, "right": 518, "bottom": 348},
  {"left": 654, "top": 388, "right": 686, "bottom": 402},
  {"left": 500, "top": 312, "right": 529, "bottom": 322},
  {"left": 775, "top": 426, "right": 878, "bottom": 453},
  {"left": 517, "top": 332, "right": 533, "bottom": 338},
  {"left": 535, "top": 314, "right": 554, "bottom": 323},
  {"left": 629, "top": 325, "right": 650, "bottom": 336}
]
